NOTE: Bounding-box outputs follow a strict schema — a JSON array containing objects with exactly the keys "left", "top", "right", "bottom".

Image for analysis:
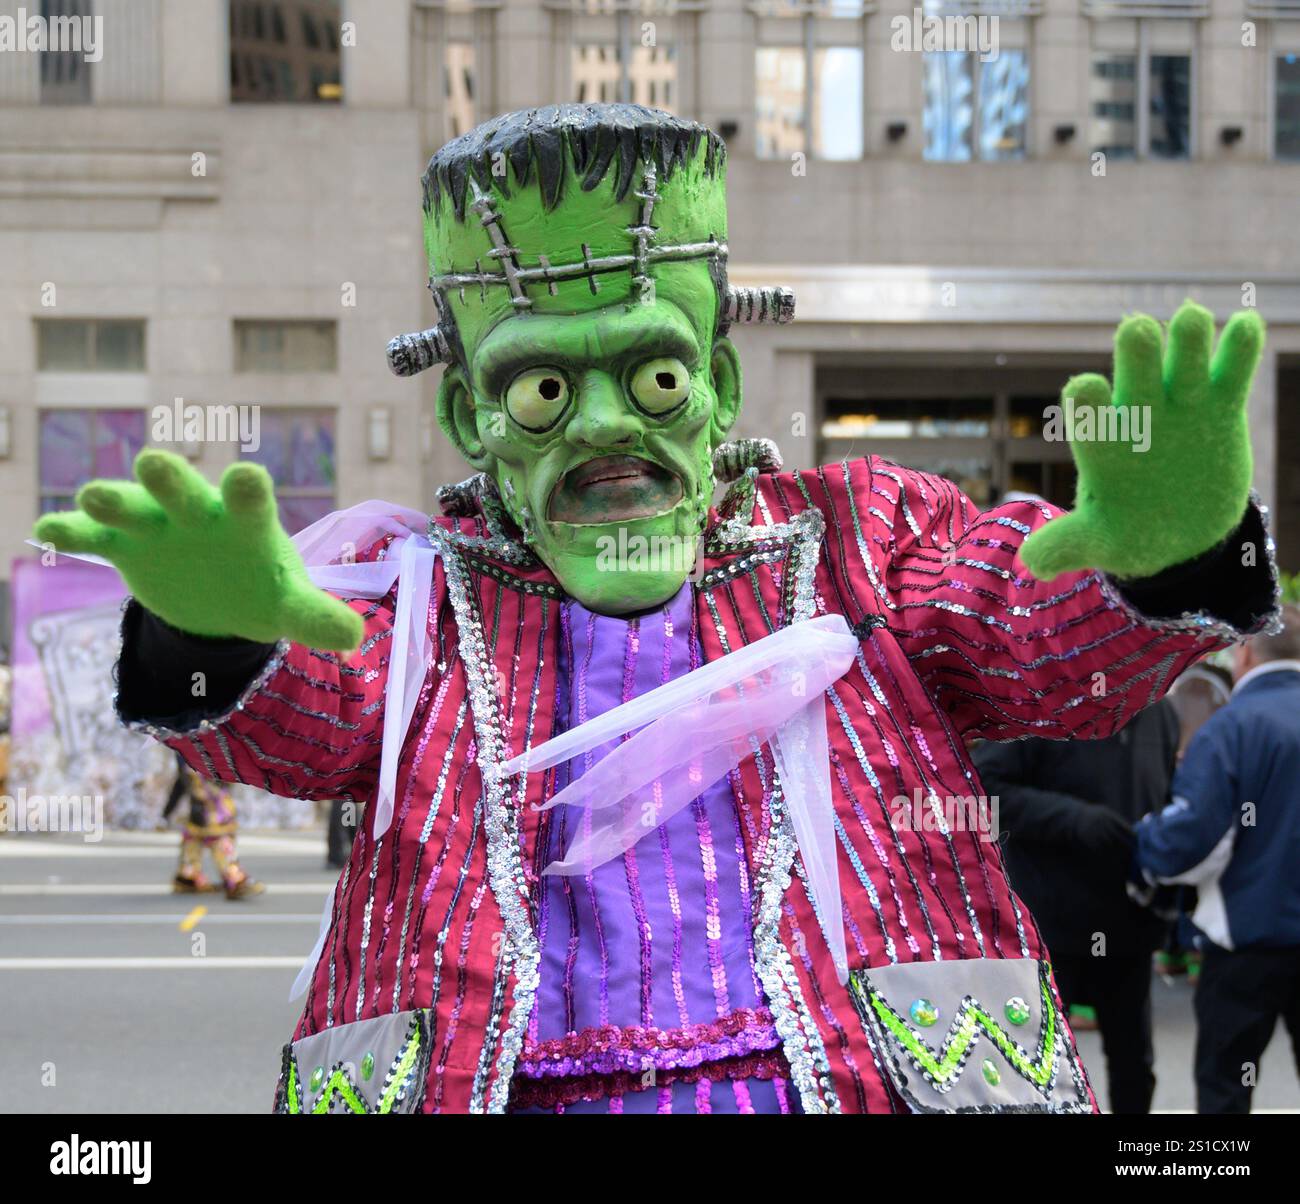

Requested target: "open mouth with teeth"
[{"left": 548, "top": 454, "right": 685, "bottom": 524}]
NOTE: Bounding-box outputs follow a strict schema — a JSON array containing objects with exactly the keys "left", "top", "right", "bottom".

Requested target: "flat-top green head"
[{"left": 404, "top": 104, "right": 789, "bottom": 615}]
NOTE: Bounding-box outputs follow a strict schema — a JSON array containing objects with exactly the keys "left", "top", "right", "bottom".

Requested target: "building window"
[
  {"left": 979, "top": 50, "right": 1030, "bottom": 160},
  {"left": 811, "top": 46, "right": 865, "bottom": 160},
  {"left": 234, "top": 320, "right": 337, "bottom": 372},
  {"left": 39, "top": 0, "right": 94, "bottom": 105},
  {"left": 413, "top": 4, "right": 495, "bottom": 142},
  {"left": 755, "top": 47, "right": 807, "bottom": 159},
  {"left": 754, "top": 7, "right": 864, "bottom": 161},
  {"left": 1148, "top": 54, "right": 1191, "bottom": 158},
  {"left": 444, "top": 41, "right": 477, "bottom": 141},
  {"left": 823, "top": 393, "right": 1001, "bottom": 506},
  {"left": 1276, "top": 54, "right": 1300, "bottom": 160},
  {"left": 1090, "top": 54, "right": 1137, "bottom": 158},
  {"left": 573, "top": 43, "right": 621, "bottom": 104},
  {"left": 37, "top": 320, "right": 146, "bottom": 372},
  {"left": 1089, "top": 20, "right": 1192, "bottom": 160},
  {"left": 240, "top": 410, "right": 337, "bottom": 532},
  {"left": 571, "top": 41, "right": 676, "bottom": 109},
  {"left": 923, "top": 52, "right": 973, "bottom": 161},
  {"left": 923, "top": 27, "right": 1029, "bottom": 164},
  {"left": 39, "top": 409, "right": 147, "bottom": 514},
  {"left": 230, "top": 1, "right": 342, "bottom": 103},
  {"left": 570, "top": 12, "right": 678, "bottom": 111}
]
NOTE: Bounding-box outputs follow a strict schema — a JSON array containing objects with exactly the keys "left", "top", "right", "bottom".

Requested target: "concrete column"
[
  {"left": 872, "top": 0, "right": 925, "bottom": 161},
  {"left": 342, "top": 0, "right": 411, "bottom": 108},
  {"left": 494, "top": 0, "right": 553, "bottom": 114},
  {"left": 160, "top": 0, "right": 226, "bottom": 105},
  {"left": 733, "top": 338, "right": 815, "bottom": 472},
  {"left": 696, "top": 0, "right": 750, "bottom": 141},
  {"left": 1034, "top": 6, "right": 1089, "bottom": 162}
]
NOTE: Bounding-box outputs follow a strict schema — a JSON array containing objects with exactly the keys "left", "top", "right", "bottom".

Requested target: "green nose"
[{"left": 564, "top": 372, "right": 644, "bottom": 449}]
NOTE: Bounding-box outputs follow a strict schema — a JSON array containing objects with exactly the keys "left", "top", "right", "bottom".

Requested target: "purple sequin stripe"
[{"left": 522, "top": 584, "right": 782, "bottom": 1108}]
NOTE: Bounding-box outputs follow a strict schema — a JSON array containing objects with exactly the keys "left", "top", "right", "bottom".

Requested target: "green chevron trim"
[
  {"left": 311, "top": 1069, "right": 368, "bottom": 1115},
  {"left": 285, "top": 1056, "right": 299, "bottom": 1114},
  {"left": 378, "top": 1022, "right": 423, "bottom": 1113},
  {"left": 850, "top": 964, "right": 1058, "bottom": 1091},
  {"left": 281, "top": 1013, "right": 428, "bottom": 1115}
]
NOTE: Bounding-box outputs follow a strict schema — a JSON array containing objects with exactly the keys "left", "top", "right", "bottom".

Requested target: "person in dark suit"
[{"left": 973, "top": 700, "right": 1179, "bottom": 1113}]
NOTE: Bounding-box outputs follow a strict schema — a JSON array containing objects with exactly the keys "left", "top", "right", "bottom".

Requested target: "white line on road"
[
  {"left": 1, "top": 829, "right": 321, "bottom": 847},
  {"left": 0, "top": 839, "right": 324, "bottom": 859},
  {"left": 0, "top": 883, "right": 333, "bottom": 896},
  {"left": 0, "top": 913, "right": 320, "bottom": 924},
  {"left": 115, "top": 831, "right": 324, "bottom": 852},
  {"left": 0, "top": 956, "right": 304, "bottom": 969}
]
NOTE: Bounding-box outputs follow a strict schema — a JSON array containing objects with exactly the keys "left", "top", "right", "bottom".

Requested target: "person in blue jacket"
[{"left": 1135, "top": 604, "right": 1300, "bottom": 1113}]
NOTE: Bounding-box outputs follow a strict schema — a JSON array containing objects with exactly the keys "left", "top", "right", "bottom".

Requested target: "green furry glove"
[
  {"left": 1021, "top": 300, "right": 1264, "bottom": 583},
  {"left": 33, "top": 449, "right": 363, "bottom": 651}
]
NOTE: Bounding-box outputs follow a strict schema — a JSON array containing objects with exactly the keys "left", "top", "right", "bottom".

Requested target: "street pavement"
[
  {"left": 1, "top": 829, "right": 1297, "bottom": 1113},
  {"left": 1, "top": 828, "right": 331, "bottom": 1113}
]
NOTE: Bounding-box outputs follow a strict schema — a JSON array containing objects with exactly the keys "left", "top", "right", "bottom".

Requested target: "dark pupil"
[
  {"left": 538, "top": 377, "right": 561, "bottom": 401},
  {"left": 655, "top": 371, "right": 676, "bottom": 390}
]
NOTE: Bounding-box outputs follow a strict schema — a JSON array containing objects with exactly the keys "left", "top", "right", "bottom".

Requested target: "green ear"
[
  {"left": 435, "top": 366, "right": 491, "bottom": 471},
  {"left": 710, "top": 337, "right": 743, "bottom": 444}
]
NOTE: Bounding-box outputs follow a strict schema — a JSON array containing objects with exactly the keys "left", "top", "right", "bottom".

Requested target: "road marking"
[
  {"left": 0, "top": 956, "right": 304, "bottom": 969},
  {"left": 0, "top": 845, "right": 193, "bottom": 859},
  {"left": 0, "top": 883, "right": 333, "bottom": 896},
  {"left": 0, "top": 830, "right": 321, "bottom": 847},
  {"left": 179, "top": 906, "right": 207, "bottom": 931},
  {"left": 0, "top": 913, "right": 320, "bottom": 924},
  {"left": 0, "top": 839, "right": 324, "bottom": 859}
]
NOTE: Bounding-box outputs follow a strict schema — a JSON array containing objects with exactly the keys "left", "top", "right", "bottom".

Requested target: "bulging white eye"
[
  {"left": 630, "top": 357, "right": 691, "bottom": 415},
  {"left": 505, "top": 368, "right": 570, "bottom": 432}
]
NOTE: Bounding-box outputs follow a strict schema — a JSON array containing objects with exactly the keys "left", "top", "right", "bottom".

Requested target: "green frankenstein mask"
[{"left": 389, "top": 104, "right": 793, "bottom": 615}]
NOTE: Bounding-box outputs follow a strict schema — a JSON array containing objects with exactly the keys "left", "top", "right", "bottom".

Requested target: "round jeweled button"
[
  {"left": 1004, "top": 996, "right": 1031, "bottom": 1026},
  {"left": 360, "top": 1051, "right": 375, "bottom": 1081},
  {"left": 309, "top": 1065, "right": 325, "bottom": 1093},
  {"left": 909, "top": 998, "right": 939, "bottom": 1027},
  {"left": 982, "top": 1059, "right": 1001, "bottom": 1086}
]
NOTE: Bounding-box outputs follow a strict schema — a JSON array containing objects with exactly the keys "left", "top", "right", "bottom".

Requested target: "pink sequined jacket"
[{"left": 121, "top": 456, "right": 1277, "bottom": 1113}]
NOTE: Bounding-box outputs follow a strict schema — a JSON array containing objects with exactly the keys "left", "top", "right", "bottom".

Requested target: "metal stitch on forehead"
[
  {"left": 629, "top": 161, "right": 659, "bottom": 303},
  {"left": 467, "top": 178, "right": 531, "bottom": 310},
  {"left": 429, "top": 163, "right": 730, "bottom": 313}
]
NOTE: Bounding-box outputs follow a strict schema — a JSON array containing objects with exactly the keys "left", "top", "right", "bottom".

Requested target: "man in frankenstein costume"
[{"left": 38, "top": 105, "right": 1279, "bottom": 1114}]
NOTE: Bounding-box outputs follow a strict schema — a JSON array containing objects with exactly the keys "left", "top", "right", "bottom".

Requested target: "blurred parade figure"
[
  {"left": 163, "top": 752, "right": 264, "bottom": 899},
  {"left": 973, "top": 698, "right": 1180, "bottom": 1113},
  {"left": 1136, "top": 606, "right": 1300, "bottom": 1113}
]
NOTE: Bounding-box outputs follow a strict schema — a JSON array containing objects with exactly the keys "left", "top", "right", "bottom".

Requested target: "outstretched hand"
[
  {"left": 1020, "top": 301, "right": 1264, "bottom": 582},
  {"left": 34, "top": 450, "right": 363, "bottom": 652}
]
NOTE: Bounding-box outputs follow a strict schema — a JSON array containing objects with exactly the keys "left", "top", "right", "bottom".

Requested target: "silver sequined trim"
[{"left": 425, "top": 526, "right": 540, "bottom": 1114}]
